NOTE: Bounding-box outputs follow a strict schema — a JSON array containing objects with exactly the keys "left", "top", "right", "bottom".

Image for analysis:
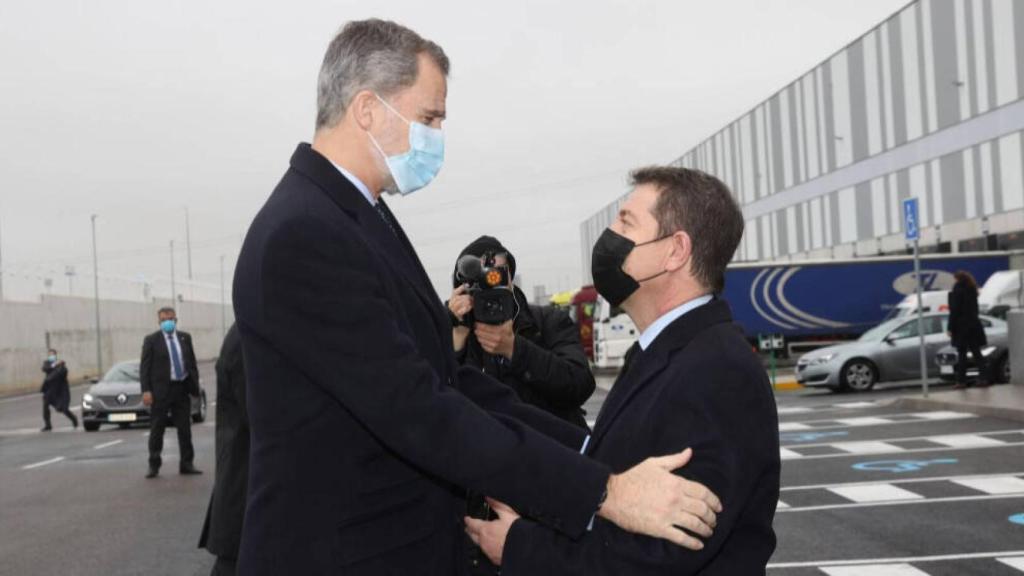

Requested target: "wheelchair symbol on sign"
[{"left": 851, "top": 458, "right": 958, "bottom": 473}]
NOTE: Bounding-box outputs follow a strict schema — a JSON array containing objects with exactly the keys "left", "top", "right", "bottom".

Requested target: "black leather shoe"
[
  {"left": 40, "top": 425, "right": 52, "bottom": 432},
  {"left": 145, "top": 467, "right": 159, "bottom": 479},
  {"left": 179, "top": 465, "right": 203, "bottom": 476}
]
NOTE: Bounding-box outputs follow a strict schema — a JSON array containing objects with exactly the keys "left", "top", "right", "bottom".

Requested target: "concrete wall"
[{"left": 0, "top": 295, "right": 233, "bottom": 396}]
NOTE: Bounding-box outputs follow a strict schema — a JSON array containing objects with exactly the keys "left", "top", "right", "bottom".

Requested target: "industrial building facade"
[{"left": 581, "top": 0, "right": 1024, "bottom": 280}]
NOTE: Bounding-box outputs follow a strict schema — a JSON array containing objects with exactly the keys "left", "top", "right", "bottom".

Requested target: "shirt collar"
[
  {"left": 329, "top": 161, "right": 376, "bottom": 206},
  {"left": 638, "top": 294, "right": 714, "bottom": 351}
]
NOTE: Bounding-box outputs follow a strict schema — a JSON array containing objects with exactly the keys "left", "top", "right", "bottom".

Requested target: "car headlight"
[
  {"left": 82, "top": 393, "right": 94, "bottom": 408},
  {"left": 982, "top": 346, "right": 997, "bottom": 357},
  {"left": 809, "top": 353, "right": 837, "bottom": 366}
]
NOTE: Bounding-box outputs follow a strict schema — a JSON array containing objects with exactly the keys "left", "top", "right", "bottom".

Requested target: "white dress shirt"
[
  {"left": 638, "top": 294, "right": 714, "bottom": 351},
  {"left": 163, "top": 331, "right": 188, "bottom": 381},
  {"left": 330, "top": 161, "right": 376, "bottom": 206}
]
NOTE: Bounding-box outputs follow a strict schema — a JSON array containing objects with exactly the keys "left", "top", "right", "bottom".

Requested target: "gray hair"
[{"left": 316, "top": 19, "right": 450, "bottom": 130}]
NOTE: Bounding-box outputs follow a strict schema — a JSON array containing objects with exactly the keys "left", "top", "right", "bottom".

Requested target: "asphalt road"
[{"left": 3, "top": 365, "right": 1022, "bottom": 575}]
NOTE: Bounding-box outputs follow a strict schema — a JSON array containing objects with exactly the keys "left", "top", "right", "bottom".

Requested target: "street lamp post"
[
  {"left": 170, "top": 240, "right": 176, "bottom": 306},
  {"left": 91, "top": 215, "right": 103, "bottom": 378}
]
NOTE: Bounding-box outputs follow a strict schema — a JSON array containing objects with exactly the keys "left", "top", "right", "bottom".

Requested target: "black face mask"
[{"left": 591, "top": 228, "right": 669, "bottom": 307}]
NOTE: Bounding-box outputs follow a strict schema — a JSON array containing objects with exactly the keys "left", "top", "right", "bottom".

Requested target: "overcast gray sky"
[{"left": 0, "top": 0, "right": 909, "bottom": 302}]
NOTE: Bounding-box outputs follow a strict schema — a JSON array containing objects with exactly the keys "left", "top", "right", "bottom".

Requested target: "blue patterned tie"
[{"left": 168, "top": 334, "right": 185, "bottom": 381}]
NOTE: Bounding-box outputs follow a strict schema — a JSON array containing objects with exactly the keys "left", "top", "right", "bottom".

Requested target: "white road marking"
[
  {"left": 833, "top": 401, "right": 881, "bottom": 408},
  {"left": 781, "top": 428, "right": 1024, "bottom": 451},
  {"left": 777, "top": 493, "right": 1024, "bottom": 513},
  {"left": 821, "top": 564, "right": 927, "bottom": 576},
  {"left": 782, "top": 471, "right": 1024, "bottom": 492},
  {"left": 998, "top": 557, "right": 1024, "bottom": 571},
  {"left": 928, "top": 434, "right": 1007, "bottom": 448},
  {"left": 832, "top": 441, "right": 903, "bottom": 455},
  {"left": 908, "top": 410, "right": 976, "bottom": 420},
  {"left": 827, "top": 483, "right": 924, "bottom": 503},
  {"left": 767, "top": 551, "right": 1024, "bottom": 570},
  {"left": 22, "top": 456, "right": 65, "bottom": 470},
  {"left": 778, "top": 422, "right": 812, "bottom": 431},
  {"left": 784, "top": 441, "right": 1024, "bottom": 461},
  {"left": 834, "top": 416, "right": 895, "bottom": 426},
  {"left": 776, "top": 500, "right": 790, "bottom": 509},
  {"left": 93, "top": 440, "right": 124, "bottom": 450},
  {"left": 777, "top": 406, "right": 812, "bottom": 414},
  {"left": 779, "top": 447, "right": 804, "bottom": 460},
  {"left": 952, "top": 475, "right": 1024, "bottom": 495}
]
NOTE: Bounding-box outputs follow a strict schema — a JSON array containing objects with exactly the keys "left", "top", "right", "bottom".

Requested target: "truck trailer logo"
[
  {"left": 891, "top": 269, "right": 955, "bottom": 295},
  {"left": 750, "top": 267, "right": 851, "bottom": 330}
]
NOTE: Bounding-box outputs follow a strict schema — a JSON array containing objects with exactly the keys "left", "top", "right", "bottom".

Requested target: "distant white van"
[
  {"left": 979, "top": 270, "right": 1024, "bottom": 318},
  {"left": 592, "top": 296, "right": 638, "bottom": 369},
  {"left": 884, "top": 290, "right": 950, "bottom": 320}
]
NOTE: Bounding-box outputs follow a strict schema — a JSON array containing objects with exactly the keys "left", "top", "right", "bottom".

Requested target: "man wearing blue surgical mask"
[
  {"left": 233, "top": 20, "right": 721, "bottom": 576},
  {"left": 140, "top": 307, "right": 202, "bottom": 478}
]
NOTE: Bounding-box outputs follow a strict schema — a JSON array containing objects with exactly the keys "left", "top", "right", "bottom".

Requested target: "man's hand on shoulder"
[
  {"left": 464, "top": 498, "right": 520, "bottom": 566},
  {"left": 599, "top": 448, "right": 722, "bottom": 550}
]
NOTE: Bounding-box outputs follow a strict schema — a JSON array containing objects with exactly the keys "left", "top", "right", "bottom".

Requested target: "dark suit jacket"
[
  {"left": 503, "top": 299, "right": 781, "bottom": 575},
  {"left": 140, "top": 330, "right": 200, "bottom": 399},
  {"left": 41, "top": 361, "right": 71, "bottom": 411},
  {"left": 199, "top": 323, "right": 248, "bottom": 559},
  {"left": 232, "top": 143, "right": 609, "bottom": 575}
]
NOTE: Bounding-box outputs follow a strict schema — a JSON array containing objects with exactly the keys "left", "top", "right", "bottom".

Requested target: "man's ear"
[
  {"left": 665, "top": 231, "right": 692, "bottom": 273},
  {"left": 349, "top": 90, "right": 378, "bottom": 131}
]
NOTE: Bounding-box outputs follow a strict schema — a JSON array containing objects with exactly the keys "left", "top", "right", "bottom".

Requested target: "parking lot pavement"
[
  {"left": 771, "top": 389, "right": 1024, "bottom": 575},
  {"left": 0, "top": 363, "right": 218, "bottom": 576}
]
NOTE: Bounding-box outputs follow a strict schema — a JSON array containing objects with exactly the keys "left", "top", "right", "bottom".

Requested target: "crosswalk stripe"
[
  {"left": 952, "top": 475, "right": 1024, "bottom": 495},
  {"left": 928, "top": 434, "right": 1007, "bottom": 448},
  {"left": 908, "top": 411, "right": 975, "bottom": 420},
  {"left": 779, "top": 447, "right": 804, "bottom": 460},
  {"left": 832, "top": 441, "right": 903, "bottom": 455},
  {"left": 834, "top": 416, "right": 895, "bottom": 426},
  {"left": 998, "top": 557, "right": 1024, "bottom": 571},
  {"left": 776, "top": 500, "right": 790, "bottom": 509},
  {"left": 777, "top": 406, "right": 813, "bottom": 415},
  {"left": 827, "top": 484, "right": 924, "bottom": 504},
  {"left": 821, "top": 564, "right": 928, "bottom": 575},
  {"left": 768, "top": 550, "right": 1024, "bottom": 570},
  {"left": 778, "top": 422, "right": 812, "bottom": 431},
  {"left": 833, "top": 401, "right": 880, "bottom": 408}
]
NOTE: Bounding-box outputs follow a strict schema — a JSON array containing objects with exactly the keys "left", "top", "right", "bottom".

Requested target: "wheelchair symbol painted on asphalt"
[
  {"left": 851, "top": 458, "right": 958, "bottom": 473},
  {"left": 1010, "top": 513, "right": 1024, "bottom": 526},
  {"left": 779, "top": 431, "right": 849, "bottom": 443}
]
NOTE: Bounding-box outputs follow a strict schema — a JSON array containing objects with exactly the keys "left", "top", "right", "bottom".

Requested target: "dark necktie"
[
  {"left": 619, "top": 341, "right": 642, "bottom": 378},
  {"left": 593, "top": 341, "right": 642, "bottom": 427},
  {"left": 375, "top": 202, "right": 399, "bottom": 239},
  {"left": 168, "top": 334, "right": 185, "bottom": 381}
]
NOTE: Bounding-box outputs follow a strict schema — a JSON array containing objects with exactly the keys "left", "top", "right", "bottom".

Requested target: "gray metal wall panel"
[
  {"left": 856, "top": 182, "right": 874, "bottom": 240},
  {"left": 940, "top": 150, "right": 966, "bottom": 222},
  {"left": 794, "top": 202, "right": 806, "bottom": 252},
  {"left": 787, "top": 87, "right": 801, "bottom": 185},
  {"left": 992, "top": 137, "right": 1005, "bottom": 213},
  {"left": 848, "top": 39, "right": 871, "bottom": 162},
  {"left": 888, "top": 16, "right": 909, "bottom": 146},
  {"left": 915, "top": 2, "right": 932, "bottom": 136},
  {"left": 1016, "top": 0, "right": 1024, "bottom": 100},
  {"left": 770, "top": 96, "right": 786, "bottom": 193},
  {"left": 982, "top": 0, "right": 999, "bottom": 112},
  {"left": 965, "top": 0, "right": 980, "bottom": 117},
  {"left": 931, "top": 0, "right": 962, "bottom": 130},
  {"left": 822, "top": 62, "right": 838, "bottom": 171}
]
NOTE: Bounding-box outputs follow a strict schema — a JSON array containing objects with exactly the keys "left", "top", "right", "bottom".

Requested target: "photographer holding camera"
[
  {"left": 449, "top": 235, "right": 596, "bottom": 575},
  {"left": 448, "top": 236, "right": 595, "bottom": 428}
]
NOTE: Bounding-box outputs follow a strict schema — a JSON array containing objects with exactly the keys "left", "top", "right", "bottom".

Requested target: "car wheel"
[
  {"left": 840, "top": 359, "right": 878, "bottom": 392},
  {"left": 192, "top": 391, "right": 207, "bottom": 424},
  {"left": 84, "top": 422, "right": 101, "bottom": 432},
  {"left": 997, "top": 356, "right": 1011, "bottom": 384}
]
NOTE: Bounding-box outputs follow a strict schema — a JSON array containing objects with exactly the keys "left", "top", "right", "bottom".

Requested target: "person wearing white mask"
[{"left": 232, "top": 19, "right": 721, "bottom": 576}]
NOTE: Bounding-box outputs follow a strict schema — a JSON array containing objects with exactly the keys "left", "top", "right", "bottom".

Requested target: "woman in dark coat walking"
[
  {"left": 948, "top": 271, "right": 989, "bottom": 389},
  {"left": 41, "top": 348, "right": 78, "bottom": 431}
]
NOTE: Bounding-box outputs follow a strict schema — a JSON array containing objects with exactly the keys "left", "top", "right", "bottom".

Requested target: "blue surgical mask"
[
  {"left": 47, "top": 355, "right": 57, "bottom": 363},
  {"left": 368, "top": 94, "right": 445, "bottom": 196},
  {"left": 160, "top": 319, "right": 176, "bottom": 334}
]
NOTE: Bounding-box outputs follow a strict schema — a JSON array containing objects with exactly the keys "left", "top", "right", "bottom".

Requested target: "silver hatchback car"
[{"left": 796, "top": 313, "right": 1005, "bottom": 392}]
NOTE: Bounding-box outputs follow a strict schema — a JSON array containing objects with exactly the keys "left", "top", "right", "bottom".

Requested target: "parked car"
[
  {"left": 796, "top": 313, "right": 1004, "bottom": 392},
  {"left": 935, "top": 327, "right": 1011, "bottom": 385},
  {"left": 81, "top": 361, "right": 207, "bottom": 432}
]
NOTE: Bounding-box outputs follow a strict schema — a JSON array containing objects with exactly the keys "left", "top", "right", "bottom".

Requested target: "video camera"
[{"left": 455, "top": 252, "right": 518, "bottom": 325}]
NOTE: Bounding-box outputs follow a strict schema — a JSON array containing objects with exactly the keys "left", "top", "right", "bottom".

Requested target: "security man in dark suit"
[
  {"left": 140, "top": 306, "right": 202, "bottom": 478},
  {"left": 467, "top": 167, "right": 781, "bottom": 575},
  {"left": 199, "top": 323, "right": 247, "bottom": 575},
  {"left": 232, "top": 19, "right": 721, "bottom": 576}
]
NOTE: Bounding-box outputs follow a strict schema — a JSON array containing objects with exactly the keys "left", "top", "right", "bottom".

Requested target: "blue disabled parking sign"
[{"left": 903, "top": 197, "right": 920, "bottom": 241}]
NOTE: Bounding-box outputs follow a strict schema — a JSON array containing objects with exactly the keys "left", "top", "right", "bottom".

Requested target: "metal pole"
[
  {"left": 170, "top": 240, "right": 176, "bottom": 306},
  {"left": 185, "top": 207, "right": 193, "bottom": 281},
  {"left": 914, "top": 238, "right": 928, "bottom": 398},
  {"left": 91, "top": 215, "right": 103, "bottom": 377},
  {"left": 0, "top": 216, "right": 4, "bottom": 302},
  {"left": 220, "top": 254, "right": 226, "bottom": 338}
]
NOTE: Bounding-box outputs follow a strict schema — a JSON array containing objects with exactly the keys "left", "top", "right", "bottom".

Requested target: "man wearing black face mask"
[{"left": 466, "top": 167, "right": 781, "bottom": 575}]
